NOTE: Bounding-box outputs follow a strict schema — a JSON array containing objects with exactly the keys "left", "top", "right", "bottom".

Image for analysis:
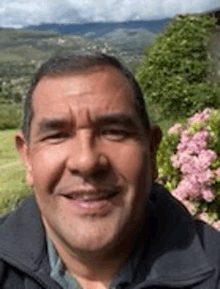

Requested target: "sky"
[{"left": 0, "top": 0, "right": 219, "bottom": 28}]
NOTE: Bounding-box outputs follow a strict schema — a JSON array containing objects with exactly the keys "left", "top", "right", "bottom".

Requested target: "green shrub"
[
  {"left": 0, "top": 104, "right": 22, "bottom": 130},
  {"left": 136, "top": 14, "right": 219, "bottom": 119}
]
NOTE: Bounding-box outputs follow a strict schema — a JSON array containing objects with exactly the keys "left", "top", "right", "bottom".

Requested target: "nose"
[{"left": 66, "top": 129, "right": 109, "bottom": 177}]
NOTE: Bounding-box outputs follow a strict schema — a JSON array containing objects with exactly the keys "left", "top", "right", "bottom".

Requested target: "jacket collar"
[
  {"left": 0, "top": 196, "right": 46, "bottom": 271},
  {"left": 0, "top": 187, "right": 215, "bottom": 288},
  {"left": 136, "top": 185, "right": 215, "bottom": 288}
]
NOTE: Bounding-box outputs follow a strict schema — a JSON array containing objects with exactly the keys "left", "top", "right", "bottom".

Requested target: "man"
[{"left": 0, "top": 54, "right": 220, "bottom": 289}]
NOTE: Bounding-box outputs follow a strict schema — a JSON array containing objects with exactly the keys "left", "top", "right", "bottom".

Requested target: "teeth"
[
  {"left": 65, "top": 191, "right": 117, "bottom": 201},
  {"left": 81, "top": 194, "right": 100, "bottom": 201}
]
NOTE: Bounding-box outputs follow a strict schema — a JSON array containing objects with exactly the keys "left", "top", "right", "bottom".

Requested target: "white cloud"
[{"left": 0, "top": 0, "right": 219, "bottom": 28}]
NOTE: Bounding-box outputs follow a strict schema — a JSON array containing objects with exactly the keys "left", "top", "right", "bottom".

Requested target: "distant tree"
[{"left": 136, "top": 14, "right": 220, "bottom": 119}]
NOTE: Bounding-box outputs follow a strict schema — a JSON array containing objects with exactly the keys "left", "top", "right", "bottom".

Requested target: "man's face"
[{"left": 18, "top": 66, "right": 154, "bottom": 254}]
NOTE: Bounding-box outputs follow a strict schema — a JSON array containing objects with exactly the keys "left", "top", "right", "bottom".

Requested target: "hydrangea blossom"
[
  {"left": 168, "top": 123, "right": 182, "bottom": 135},
  {"left": 157, "top": 108, "right": 220, "bottom": 229},
  {"left": 215, "top": 168, "right": 220, "bottom": 179},
  {"left": 212, "top": 220, "right": 220, "bottom": 231},
  {"left": 188, "top": 108, "right": 211, "bottom": 125},
  {"left": 169, "top": 109, "right": 218, "bottom": 203}
]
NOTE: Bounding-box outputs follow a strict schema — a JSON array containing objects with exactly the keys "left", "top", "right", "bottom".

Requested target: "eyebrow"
[
  {"left": 37, "top": 113, "right": 139, "bottom": 135},
  {"left": 94, "top": 113, "right": 139, "bottom": 130},
  {"left": 37, "top": 118, "right": 69, "bottom": 135}
]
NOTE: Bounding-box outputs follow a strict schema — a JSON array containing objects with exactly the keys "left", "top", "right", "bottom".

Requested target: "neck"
[
  {"left": 44, "top": 213, "right": 148, "bottom": 287},
  {"left": 61, "top": 247, "right": 128, "bottom": 287},
  {"left": 48, "top": 230, "right": 139, "bottom": 282}
]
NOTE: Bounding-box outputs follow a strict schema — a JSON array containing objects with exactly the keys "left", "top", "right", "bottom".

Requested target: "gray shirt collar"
[{"left": 46, "top": 229, "right": 147, "bottom": 289}]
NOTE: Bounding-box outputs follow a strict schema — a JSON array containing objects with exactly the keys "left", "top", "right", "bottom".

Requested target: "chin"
[{"left": 64, "top": 220, "right": 127, "bottom": 256}]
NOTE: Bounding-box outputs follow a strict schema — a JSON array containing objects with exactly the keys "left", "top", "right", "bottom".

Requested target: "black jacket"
[{"left": 1, "top": 185, "right": 220, "bottom": 289}]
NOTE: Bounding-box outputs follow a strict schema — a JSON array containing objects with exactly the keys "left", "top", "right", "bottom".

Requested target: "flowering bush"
[{"left": 157, "top": 108, "right": 220, "bottom": 229}]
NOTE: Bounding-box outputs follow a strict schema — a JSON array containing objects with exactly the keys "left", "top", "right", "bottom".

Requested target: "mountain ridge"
[{"left": 25, "top": 19, "right": 170, "bottom": 38}]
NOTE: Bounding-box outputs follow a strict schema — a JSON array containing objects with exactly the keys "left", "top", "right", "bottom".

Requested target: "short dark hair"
[{"left": 22, "top": 53, "right": 150, "bottom": 140}]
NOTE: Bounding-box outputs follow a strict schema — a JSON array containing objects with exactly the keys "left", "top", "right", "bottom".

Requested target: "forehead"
[{"left": 31, "top": 66, "right": 137, "bottom": 120}]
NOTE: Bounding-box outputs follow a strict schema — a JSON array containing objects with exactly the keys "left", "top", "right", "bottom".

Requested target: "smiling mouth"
[
  {"left": 61, "top": 188, "right": 120, "bottom": 202},
  {"left": 59, "top": 187, "right": 122, "bottom": 213}
]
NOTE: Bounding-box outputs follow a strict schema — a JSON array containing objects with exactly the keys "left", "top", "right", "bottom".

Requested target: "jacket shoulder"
[
  {"left": 0, "top": 258, "right": 25, "bottom": 289},
  {"left": 195, "top": 219, "right": 220, "bottom": 260},
  {"left": 151, "top": 185, "right": 220, "bottom": 261},
  {"left": 0, "top": 213, "right": 10, "bottom": 225}
]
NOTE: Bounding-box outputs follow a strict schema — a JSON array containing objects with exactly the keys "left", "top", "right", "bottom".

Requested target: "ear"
[
  {"left": 149, "top": 125, "right": 162, "bottom": 183},
  {"left": 14, "top": 132, "right": 34, "bottom": 187}
]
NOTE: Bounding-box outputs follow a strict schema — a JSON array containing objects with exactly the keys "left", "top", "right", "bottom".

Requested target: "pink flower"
[
  {"left": 197, "top": 170, "right": 214, "bottom": 186},
  {"left": 172, "top": 177, "right": 200, "bottom": 201},
  {"left": 214, "top": 168, "right": 220, "bottom": 178},
  {"left": 168, "top": 123, "right": 182, "bottom": 135},
  {"left": 171, "top": 170, "right": 215, "bottom": 202},
  {"left": 186, "top": 175, "right": 202, "bottom": 201},
  {"left": 186, "top": 140, "right": 202, "bottom": 155},
  {"left": 200, "top": 187, "right": 215, "bottom": 202},
  {"left": 187, "top": 131, "right": 209, "bottom": 154},
  {"left": 180, "top": 154, "right": 197, "bottom": 174},
  {"left": 171, "top": 154, "right": 180, "bottom": 169},
  {"left": 168, "top": 108, "right": 219, "bottom": 205},
  {"left": 212, "top": 220, "right": 220, "bottom": 231},
  {"left": 197, "top": 212, "right": 212, "bottom": 224},
  {"left": 172, "top": 182, "right": 189, "bottom": 201},
  {"left": 177, "top": 130, "right": 209, "bottom": 156},
  {"left": 177, "top": 131, "right": 190, "bottom": 152},
  {"left": 192, "top": 131, "right": 209, "bottom": 143},
  {"left": 188, "top": 109, "right": 211, "bottom": 125},
  {"left": 178, "top": 151, "right": 191, "bottom": 165},
  {"left": 182, "top": 200, "right": 197, "bottom": 215},
  {"left": 197, "top": 150, "right": 217, "bottom": 171}
]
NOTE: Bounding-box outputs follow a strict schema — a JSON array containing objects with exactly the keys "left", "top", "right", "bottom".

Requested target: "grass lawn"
[
  {"left": 0, "top": 129, "right": 31, "bottom": 216},
  {"left": 0, "top": 129, "right": 19, "bottom": 166}
]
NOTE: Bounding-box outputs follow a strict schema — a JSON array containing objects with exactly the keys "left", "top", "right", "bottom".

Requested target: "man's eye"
[
  {"left": 100, "top": 129, "right": 133, "bottom": 141},
  {"left": 43, "top": 132, "right": 69, "bottom": 142}
]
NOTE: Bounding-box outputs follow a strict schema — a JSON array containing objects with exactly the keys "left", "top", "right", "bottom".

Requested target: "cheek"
[
  {"left": 109, "top": 143, "right": 151, "bottom": 221},
  {"left": 108, "top": 143, "right": 150, "bottom": 183},
  {"left": 30, "top": 146, "right": 67, "bottom": 192}
]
